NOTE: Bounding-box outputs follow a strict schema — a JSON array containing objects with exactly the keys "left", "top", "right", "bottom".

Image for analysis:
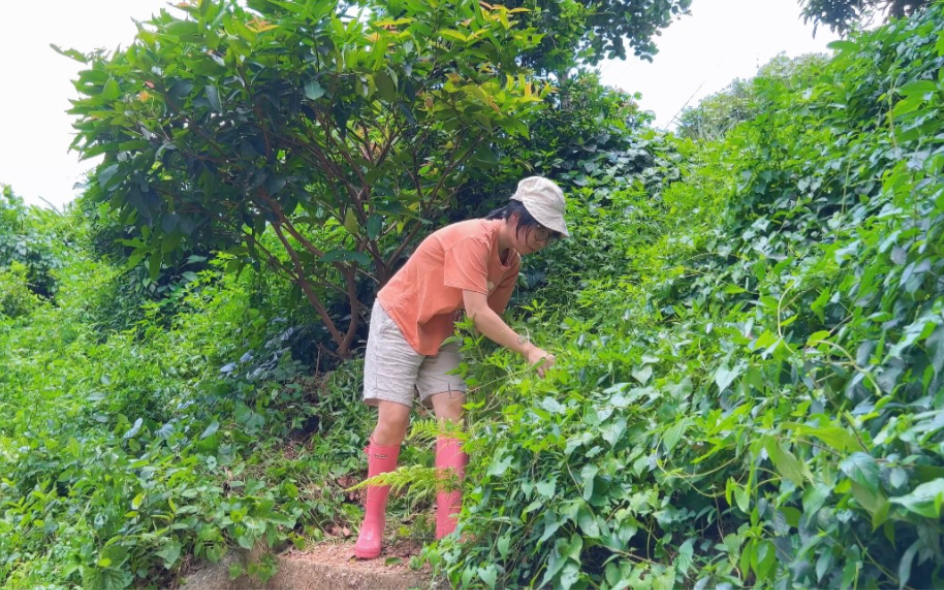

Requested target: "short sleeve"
[{"left": 443, "top": 237, "right": 490, "bottom": 294}]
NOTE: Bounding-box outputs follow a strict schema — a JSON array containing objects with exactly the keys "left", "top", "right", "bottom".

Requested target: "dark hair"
[{"left": 486, "top": 200, "right": 552, "bottom": 241}]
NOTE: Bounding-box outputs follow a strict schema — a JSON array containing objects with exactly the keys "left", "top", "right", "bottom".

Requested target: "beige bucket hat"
[{"left": 509, "top": 176, "right": 569, "bottom": 238}]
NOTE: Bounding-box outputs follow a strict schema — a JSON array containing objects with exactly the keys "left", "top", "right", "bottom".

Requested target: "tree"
[
  {"left": 63, "top": 0, "right": 543, "bottom": 358},
  {"left": 799, "top": 0, "right": 932, "bottom": 35},
  {"left": 502, "top": 0, "right": 692, "bottom": 76},
  {"left": 676, "top": 53, "right": 830, "bottom": 141}
]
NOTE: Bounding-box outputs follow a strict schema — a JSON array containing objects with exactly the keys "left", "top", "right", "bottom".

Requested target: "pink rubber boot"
[
  {"left": 354, "top": 440, "right": 401, "bottom": 559},
  {"left": 435, "top": 436, "right": 468, "bottom": 539}
]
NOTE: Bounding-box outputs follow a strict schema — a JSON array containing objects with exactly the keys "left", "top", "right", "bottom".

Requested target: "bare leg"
[
  {"left": 429, "top": 391, "right": 466, "bottom": 426},
  {"left": 371, "top": 400, "right": 412, "bottom": 446}
]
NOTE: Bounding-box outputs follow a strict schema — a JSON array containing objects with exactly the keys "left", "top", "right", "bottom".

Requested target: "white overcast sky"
[{"left": 0, "top": 0, "right": 840, "bottom": 210}]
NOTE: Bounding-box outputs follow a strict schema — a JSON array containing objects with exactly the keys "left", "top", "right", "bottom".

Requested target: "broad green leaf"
[
  {"left": 322, "top": 249, "right": 371, "bottom": 266},
  {"left": 827, "top": 40, "right": 858, "bottom": 52},
  {"left": 601, "top": 418, "right": 626, "bottom": 447},
  {"left": 439, "top": 29, "right": 468, "bottom": 42},
  {"left": 374, "top": 71, "right": 397, "bottom": 102},
  {"left": 206, "top": 84, "right": 221, "bottom": 112},
  {"left": 478, "top": 565, "right": 497, "bottom": 589},
  {"left": 752, "top": 540, "right": 777, "bottom": 581},
  {"left": 366, "top": 214, "right": 383, "bottom": 240},
  {"left": 677, "top": 538, "right": 694, "bottom": 575},
  {"left": 803, "top": 483, "right": 830, "bottom": 516},
  {"left": 808, "top": 425, "right": 861, "bottom": 452},
  {"left": 304, "top": 80, "right": 325, "bottom": 100},
  {"left": 536, "top": 479, "right": 556, "bottom": 498},
  {"left": 890, "top": 478, "right": 944, "bottom": 518},
  {"left": 157, "top": 540, "right": 182, "bottom": 567},
  {"left": 714, "top": 364, "right": 742, "bottom": 392},
  {"left": 734, "top": 485, "right": 750, "bottom": 513},
  {"left": 200, "top": 420, "right": 220, "bottom": 439},
  {"left": 765, "top": 438, "right": 811, "bottom": 485},
  {"left": 899, "top": 541, "right": 920, "bottom": 590},
  {"left": 577, "top": 504, "right": 600, "bottom": 538},
  {"left": 102, "top": 78, "right": 121, "bottom": 100},
  {"left": 631, "top": 364, "right": 653, "bottom": 384},
  {"left": 98, "top": 164, "right": 120, "bottom": 189},
  {"left": 840, "top": 452, "right": 880, "bottom": 493},
  {"left": 663, "top": 418, "right": 689, "bottom": 453}
]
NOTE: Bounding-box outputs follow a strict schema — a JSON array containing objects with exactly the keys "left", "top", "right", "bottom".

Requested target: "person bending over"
[{"left": 354, "top": 176, "right": 569, "bottom": 559}]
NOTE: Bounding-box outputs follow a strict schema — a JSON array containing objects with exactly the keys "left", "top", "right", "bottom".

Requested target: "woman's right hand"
[{"left": 525, "top": 345, "right": 555, "bottom": 378}]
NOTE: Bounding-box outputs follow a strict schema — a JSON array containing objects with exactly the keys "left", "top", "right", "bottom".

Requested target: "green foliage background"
[{"left": 3, "top": 1, "right": 944, "bottom": 589}]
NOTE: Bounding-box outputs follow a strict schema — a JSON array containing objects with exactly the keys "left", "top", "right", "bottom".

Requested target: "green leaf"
[
  {"left": 102, "top": 78, "right": 121, "bottom": 100},
  {"left": 899, "top": 80, "right": 937, "bottom": 97},
  {"left": 872, "top": 498, "right": 891, "bottom": 530},
  {"left": 487, "top": 452, "right": 513, "bottom": 477},
  {"left": 734, "top": 485, "right": 750, "bottom": 513},
  {"left": 899, "top": 541, "right": 920, "bottom": 590},
  {"left": 677, "top": 538, "right": 694, "bottom": 575},
  {"left": 577, "top": 504, "right": 600, "bottom": 538},
  {"left": 752, "top": 540, "right": 776, "bottom": 581},
  {"left": 366, "top": 214, "right": 383, "bottom": 240},
  {"left": 206, "top": 84, "right": 221, "bottom": 112},
  {"left": 200, "top": 420, "right": 220, "bottom": 439},
  {"left": 559, "top": 562, "right": 580, "bottom": 590},
  {"left": 840, "top": 452, "right": 880, "bottom": 493},
  {"left": 497, "top": 535, "right": 510, "bottom": 558},
  {"left": 304, "top": 80, "right": 325, "bottom": 100},
  {"left": 851, "top": 480, "right": 885, "bottom": 513},
  {"left": 803, "top": 483, "right": 830, "bottom": 516},
  {"left": 439, "top": 29, "right": 468, "bottom": 42},
  {"left": 663, "top": 418, "right": 689, "bottom": 453},
  {"left": 101, "top": 545, "right": 129, "bottom": 567},
  {"left": 148, "top": 252, "right": 163, "bottom": 281},
  {"left": 827, "top": 40, "right": 858, "bottom": 52},
  {"left": 536, "top": 478, "right": 556, "bottom": 498},
  {"left": 580, "top": 464, "right": 599, "bottom": 501},
  {"left": 374, "top": 71, "right": 397, "bottom": 102},
  {"left": 122, "top": 417, "right": 143, "bottom": 440},
  {"left": 478, "top": 564, "right": 498, "bottom": 589},
  {"left": 765, "top": 438, "right": 811, "bottom": 485},
  {"left": 98, "top": 164, "right": 121, "bottom": 189},
  {"left": 890, "top": 478, "right": 944, "bottom": 518},
  {"left": 601, "top": 418, "right": 626, "bottom": 447},
  {"left": 322, "top": 249, "right": 371, "bottom": 266},
  {"left": 714, "top": 363, "right": 742, "bottom": 392},
  {"left": 808, "top": 425, "right": 860, "bottom": 452},
  {"left": 157, "top": 540, "right": 182, "bottom": 568},
  {"left": 50, "top": 43, "right": 88, "bottom": 63},
  {"left": 631, "top": 364, "right": 653, "bottom": 384}
]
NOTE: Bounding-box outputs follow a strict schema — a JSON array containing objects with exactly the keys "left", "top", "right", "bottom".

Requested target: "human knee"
[
  {"left": 374, "top": 404, "right": 410, "bottom": 445},
  {"left": 431, "top": 392, "right": 466, "bottom": 424}
]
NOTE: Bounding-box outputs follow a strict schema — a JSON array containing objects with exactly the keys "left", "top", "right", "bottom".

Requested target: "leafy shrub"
[
  {"left": 0, "top": 185, "right": 71, "bottom": 301},
  {"left": 421, "top": 5, "right": 944, "bottom": 589},
  {"left": 676, "top": 53, "right": 830, "bottom": 142},
  {"left": 0, "top": 251, "right": 373, "bottom": 588},
  {"left": 0, "top": 262, "right": 43, "bottom": 318}
]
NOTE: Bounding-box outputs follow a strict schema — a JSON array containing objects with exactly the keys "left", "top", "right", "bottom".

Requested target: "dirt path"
[{"left": 182, "top": 539, "right": 443, "bottom": 590}]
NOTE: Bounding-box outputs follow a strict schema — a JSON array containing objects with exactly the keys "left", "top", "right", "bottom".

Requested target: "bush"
[
  {"left": 422, "top": 5, "right": 944, "bottom": 589},
  {"left": 0, "top": 185, "right": 71, "bottom": 301}
]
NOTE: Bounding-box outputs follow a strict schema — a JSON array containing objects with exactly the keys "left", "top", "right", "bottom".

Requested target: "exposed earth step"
[{"left": 182, "top": 541, "right": 443, "bottom": 590}]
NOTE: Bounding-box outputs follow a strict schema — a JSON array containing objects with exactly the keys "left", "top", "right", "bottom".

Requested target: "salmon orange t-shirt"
[{"left": 377, "top": 219, "right": 521, "bottom": 355}]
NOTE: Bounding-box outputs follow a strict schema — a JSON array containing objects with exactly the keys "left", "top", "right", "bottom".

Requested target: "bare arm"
[{"left": 463, "top": 289, "right": 555, "bottom": 377}]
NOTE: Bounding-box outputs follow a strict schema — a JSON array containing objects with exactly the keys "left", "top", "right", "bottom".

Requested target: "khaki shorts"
[{"left": 363, "top": 299, "right": 467, "bottom": 408}]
